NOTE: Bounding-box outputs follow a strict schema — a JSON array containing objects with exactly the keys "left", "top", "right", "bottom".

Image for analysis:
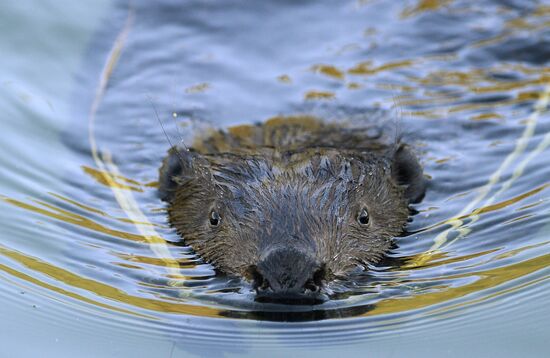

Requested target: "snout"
[{"left": 247, "top": 247, "right": 329, "bottom": 304}]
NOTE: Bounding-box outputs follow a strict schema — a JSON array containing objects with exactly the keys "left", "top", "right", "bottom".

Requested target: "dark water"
[{"left": 1, "top": 0, "right": 549, "bottom": 357}]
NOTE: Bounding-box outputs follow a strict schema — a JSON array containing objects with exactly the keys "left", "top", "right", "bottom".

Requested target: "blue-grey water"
[{"left": 1, "top": 1, "right": 549, "bottom": 357}]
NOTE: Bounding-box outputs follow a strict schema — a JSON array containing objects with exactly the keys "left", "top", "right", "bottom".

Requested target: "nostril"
[
  {"left": 246, "top": 265, "right": 269, "bottom": 291},
  {"left": 302, "top": 264, "right": 327, "bottom": 293},
  {"left": 303, "top": 280, "right": 320, "bottom": 293},
  {"left": 312, "top": 264, "right": 327, "bottom": 287}
]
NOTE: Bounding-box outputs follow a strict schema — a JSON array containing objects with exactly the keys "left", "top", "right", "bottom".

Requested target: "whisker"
[{"left": 147, "top": 94, "right": 188, "bottom": 165}]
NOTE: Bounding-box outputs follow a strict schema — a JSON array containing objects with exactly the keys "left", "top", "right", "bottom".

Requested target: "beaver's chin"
[{"left": 254, "top": 288, "right": 329, "bottom": 305}]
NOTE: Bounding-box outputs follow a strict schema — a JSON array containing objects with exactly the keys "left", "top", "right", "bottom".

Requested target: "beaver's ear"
[
  {"left": 391, "top": 144, "right": 426, "bottom": 203},
  {"left": 158, "top": 147, "right": 205, "bottom": 202}
]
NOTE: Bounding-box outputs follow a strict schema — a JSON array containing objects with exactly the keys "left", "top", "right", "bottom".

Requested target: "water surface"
[{"left": 1, "top": 1, "right": 549, "bottom": 357}]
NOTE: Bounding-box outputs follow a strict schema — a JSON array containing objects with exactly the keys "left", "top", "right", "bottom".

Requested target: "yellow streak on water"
[
  {"left": 348, "top": 60, "right": 415, "bottom": 76},
  {"left": 304, "top": 90, "right": 335, "bottom": 100},
  {"left": 1, "top": 2, "right": 548, "bottom": 321},
  {"left": 0, "top": 259, "right": 147, "bottom": 319},
  {"left": 0, "top": 196, "right": 156, "bottom": 243},
  {"left": 184, "top": 82, "right": 210, "bottom": 94},
  {"left": 472, "top": 183, "right": 549, "bottom": 216},
  {"left": 49, "top": 192, "right": 107, "bottom": 216},
  {"left": 401, "top": 0, "right": 453, "bottom": 18},
  {"left": 404, "top": 183, "right": 550, "bottom": 242},
  {"left": 469, "top": 113, "right": 503, "bottom": 121},
  {"left": 471, "top": 6, "right": 549, "bottom": 49},
  {"left": 0, "top": 245, "right": 222, "bottom": 318},
  {"left": 115, "top": 253, "right": 197, "bottom": 268},
  {"left": 367, "top": 253, "right": 549, "bottom": 316},
  {"left": 277, "top": 74, "right": 292, "bottom": 83},
  {"left": 49, "top": 192, "right": 163, "bottom": 227},
  {"left": 534, "top": 5, "right": 550, "bottom": 16},
  {"left": 82, "top": 165, "right": 144, "bottom": 192},
  {"left": 1, "top": 224, "right": 546, "bottom": 319},
  {"left": 410, "top": 84, "right": 550, "bottom": 268},
  {"left": 403, "top": 248, "right": 500, "bottom": 271},
  {"left": 86, "top": 8, "right": 189, "bottom": 286},
  {"left": 311, "top": 64, "right": 345, "bottom": 80}
]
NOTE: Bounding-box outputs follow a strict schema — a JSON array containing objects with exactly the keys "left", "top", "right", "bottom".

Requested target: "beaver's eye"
[
  {"left": 357, "top": 208, "right": 369, "bottom": 226},
  {"left": 209, "top": 210, "right": 221, "bottom": 226}
]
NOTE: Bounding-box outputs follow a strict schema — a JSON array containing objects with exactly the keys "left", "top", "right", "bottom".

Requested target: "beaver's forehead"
[
  {"left": 216, "top": 174, "right": 361, "bottom": 222},
  {"left": 224, "top": 185, "right": 356, "bottom": 231},
  {"left": 210, "top": 152, "right": 390, "bottom": 185},
  {"left": 211, "top": 156, "right": 394, "bottom": 207}
]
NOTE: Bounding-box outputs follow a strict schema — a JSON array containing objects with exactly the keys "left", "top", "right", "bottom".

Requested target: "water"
[{"left": 1, "top": 0, "right": 549, "bottom": 357}]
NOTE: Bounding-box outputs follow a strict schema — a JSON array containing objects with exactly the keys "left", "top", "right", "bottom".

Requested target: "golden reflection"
[
  {"left": 82, "top": 165, "right": 143, "bottom": 192},
  {"left": 447, "top": 98, "right": 515, "bottom": 114},
  {"left": 0, "top": 245, "right": 221, "bottom": 318},
  {"left": 493, "top": 241, "right": 549, "bottom": 261},
  {"left": 0, "top": 195, "right": 157, "bottom": 243},
  {"left": 311, "top": 64, "right": 345, "bottom": 80},
  {"left": 434, "top": 156, "right": 454, "bottom": 164},
  {"left": 411, "top": 68, "right": 549, "bottom": 91},
  {"left": 50, "top": 192, "right": 107, "bottom": 216},
  {"left": 1, "top": 0, "right": 548, "bottom": 322},
  {"left": 473, "top": 77, "right": 550, "bottom": 94},
  {"left": 501, "top": 64, "right": 550, "bottom": 76},
  {"left": 505, "top": 17, "right": 550, "bottom": 31},
  {"left": 1, "top": 237, "right": 546, "bottom": 319},
  {"left": 471, "top": 33, "right": 509, "bottom": 48},
  {"left": 405, "top": 183, "right": 550, "bottom": 246},
  {"left": 501, "top": 214, "right": 535, "bottom": 225},
  {"left": 517, "top": 91, "right": 546, "bottom": 102},
  {"left": 0, "top": 260, "right": 148, "bottom": 318},
  {"left": 402, "top": 0, "right": 453, "bottom": 16},
  {"left": 115, "top": 253, "right": 198, "bottom": 268},
  {"left": 277, "top": 74, "right": 292, "bottom": 83},
  {"left": 517, "top": 200, "right": 546, "bottom": 211},
  {"left": 534, "top": 5, "right": 550, "bottom": 17},
  {"left": 402, "top": 248, "right": 500, "bottom": 271},
  {"left": 49, "top": 192, "right": 163, "bottom": 227},
  {"left": 401, "top": 110, "right": 444, "bottom": 119},
  {"left": 395, "top": 66, "right": 548, "bottom": 114},
  {"left": 433, "top": 275, "right": 549, "bottom": 316},
  {"left": 86, "top": 7, "right": 187, "bottom": 283},
  {"left": 393, "top": 93, "right": 459, "bottom": 107},
  {"left": 472, "top": 183, "right": 549, "bottom": 216},
  {"left": 144, "top": 181, "right": 159, "bottom": 188},
  {"left": 469, "top": 113, "right": 503, "bottom": 121},
  {"left": 412, "top": 241, "right": 548, "bottom": 275},
  {"left": 348, "top": 60, "right": 414, "bottom": 76},
  {"left": 304, "top": 90, "right": 336, "bottom": 100},
  {"left": 376, "top": 83, "right": 416, "bottom": 92},
  {"left": 413, "top": 84, "right": 550, "bottom": 267},
  {"left": 184, "top": 82, "right": 210, "bottom": 94},
  {"left": 367, "top": 253, "right": 549, "bottom": 316},
  {"left": 471, "top": 6, "right": 549, "bottom": 48},
  {"left": 114, "top": 262, "right": 143, "bottom": 270}
]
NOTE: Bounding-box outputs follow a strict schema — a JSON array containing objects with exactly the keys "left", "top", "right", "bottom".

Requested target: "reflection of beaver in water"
[{"left": 159, "top": 116, "right": 426, "bottom": 303}]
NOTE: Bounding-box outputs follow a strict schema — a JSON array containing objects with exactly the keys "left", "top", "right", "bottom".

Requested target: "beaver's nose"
[{"left": 249, "top": 247, "right": 328, "bottom": 304}]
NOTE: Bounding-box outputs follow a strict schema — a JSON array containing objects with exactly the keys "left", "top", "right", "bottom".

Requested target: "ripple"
[{"left": 1, "top": 0, "right": 550, "bottom": 355}]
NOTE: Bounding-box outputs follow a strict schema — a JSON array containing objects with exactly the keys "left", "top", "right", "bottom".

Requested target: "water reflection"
[{"left": 0, "top": 0, "right": 549, "bottom": 353}]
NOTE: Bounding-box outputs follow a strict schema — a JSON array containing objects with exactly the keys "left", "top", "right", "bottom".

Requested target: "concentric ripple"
[{"left": 1, "top": 0, "right": 549, "bottom": 354}]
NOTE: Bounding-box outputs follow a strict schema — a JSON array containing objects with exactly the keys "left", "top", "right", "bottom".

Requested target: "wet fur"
[{"left": 159, "top": 116, "right": 425, "bottom": 286}]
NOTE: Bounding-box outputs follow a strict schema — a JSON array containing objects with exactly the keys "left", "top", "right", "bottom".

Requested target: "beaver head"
[{"left": 159, "top": 144, "right": 425, "bottom": 303}]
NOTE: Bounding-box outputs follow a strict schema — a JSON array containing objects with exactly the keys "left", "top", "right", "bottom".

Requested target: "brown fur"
[{"left": 159, "top": 116, "right": 425, "bottom": 296}]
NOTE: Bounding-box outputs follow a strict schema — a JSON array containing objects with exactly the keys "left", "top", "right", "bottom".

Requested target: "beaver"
[{"left": 159, "top": 116, "right": 426, "bottom": 303}]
